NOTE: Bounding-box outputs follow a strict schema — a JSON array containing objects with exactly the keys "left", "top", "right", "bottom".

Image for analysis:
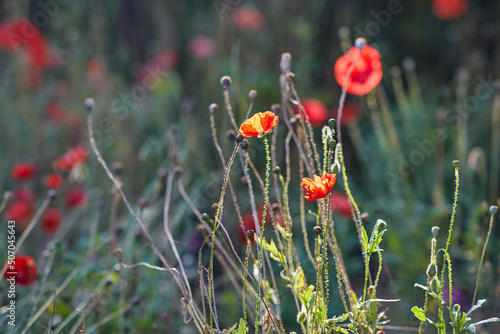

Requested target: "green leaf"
[
  {"left": 234, "top": 318, "right": 248, "bottom": 334},
  {"left": 411, "top": 306, "right": 427, "bottom": 322},
  {"left": 466, "top": 299, "right": 486, "bottom": 316},
  {"left": 471, "top": 317, "right": 500, "bottom": 326}
]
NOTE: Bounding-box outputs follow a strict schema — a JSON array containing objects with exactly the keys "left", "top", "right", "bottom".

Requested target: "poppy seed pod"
[
  {"left": 329, "top": 140, "right": 336, "bottom": 150},
  {"left": 280, "top": 52, "right": 292, "bottom": 73},
  {"left": 246, "top": 229, "right": 255, "bottom": 239},
  {"left": 313, "top": 226, "right": 322, "bottom": 235},
  {"left": 240, "top": 140, "right": 249, "bottom": 150},
  {"left": 235, "top": 134, "right": 244, "bottom": 143},
  {"left": 209, "top": 103, "right": 219, "bottom": 114},
  {"left": 212, "top": 203, "right": 219, "bottom": 212},
  {"left": 490, "top": 206, "right": 498, "bottom": 215},
  {"left": 270, "top": 104, "right": 281, "bottom": 114},
  {"left": 85, "top": 98, "right": 94, "bottom": 113},
  {"left": 354, "top": 37, "right": 367, "bottom": 49},
  {"left": 201, "top": 213, "right": 210, "bottom": 222},
  {"left": 47, "top": 189, "right": 57, "bottom": 200},
  {"left": 431, "top": 226, "right": 440, "bottom": 238},
  {"left": 273, "top": 166, "right": 281, "bottom": 175},
  {"left": 220, "top": 75, "right": 231, "bottom": 89},
  {"left": 226, "top": 130, "right": 236, "bottom": 141},
  {"left": 249, "top": 90, "right": 257, "bottom": 101}
]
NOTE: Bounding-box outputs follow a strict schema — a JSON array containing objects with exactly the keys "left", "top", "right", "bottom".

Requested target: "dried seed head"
[
  {"left": 313, "top": 226, "right": 322, "bottom": 235},
  {"left": 220, "top": 75, "right": 232, "bottom": 89},
  {"left": 209, "top": 103, "right": 219, "bottom": 114},
  {"left": 490, "top": 206, "right": 498, "bottom": 215},
  {"left": 226, "top": 130, "right": 236, "bottom": 141},
  {"left": 246, "top": 229, "right": 255, "bottom": 239},
  {"left": 85, "top": 98, "right": 94, "bottom": 113},
  {"left": 240, "top": 140, "right": 249, "bottom": 150},
  {"left": 249, "top": 90, "right": 257, "bottom": 101}
]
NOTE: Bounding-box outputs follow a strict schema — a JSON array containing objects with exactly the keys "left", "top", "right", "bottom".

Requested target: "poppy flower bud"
[
  {"left": 452, "top": 160, "right": 460, "bottom": 169},
  {"left": 85, "top": 98, "right": 94, "bottom": 113},
  {"left": 328, "top": 118, "right": 336, "bottom": 129},
  {"left": 226, "top": 130, "right": 236, "bottom": 141},
  {"left": 490, "top": 206, "right": 498, "bottom": 215},
  {"left": 354, "top": 37, "right": 367, "bottom": 50},
  {"left": 297, "top": 310, "right": 306, "bottom": 323},
  {"left": 246, "top": 229, "right": 255, "bottom": 239},
  {"left": 429, "top": 278, "right": 439, "bottom": 292},
  {"left": 201, "top": 213, "right": 211, "bottom": 222},
  {"left": 376, "top": 219, "right": 387, "bottom": 229},
  {"left": 427, "top": 264, "right": 437, "bottom": 277},
  {"left": 241, "top": 140, "right": 249, "bottom": 150},
  {"left": 235, "top": 134, "right": 244, "bottom": 144},
  {"left": 220, "top": 75, "right": 232, "bottom": 89},
  {"left": 453, "top": 304, "right": 460, "bottom": 312},
  {"left": 431, "top": 226, "right": 440, "bottom": 238},
  {"left": 270, "top": 104, "right": 281, "bottom": 114},
  {"left": 331, "top": 163, "right": 340, "bottom": 174},
  {"left": 273, "top": 166, "right": 281, "bottom": 175},
  {"left": 112, "top": 162, "right": 124, "bottom": 176},
  {"left": 209, "top": 103, "right": 219, "bottom": 114},
  {"left": 249, "top": 90, "right": 257, "bottom": 101},
  {"left": 313, "top": 226, "right": 322, "bottom": 235},
  {"left": 329, "top": 140, "right": 336, "bottom": 150},
  {"left": 212, "top": 203, "right": 219, "bottom": 212}
]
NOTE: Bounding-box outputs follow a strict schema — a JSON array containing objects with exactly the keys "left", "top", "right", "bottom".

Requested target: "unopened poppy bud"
[
  {"left": 209, "top": 103, "right": 219, "bottom": 114},
  {"left": 138, "top": 198, "right": 149, "bottom": 209},
  {"left": 329, "top": 140, "right": 336, "bottom": 150},
  {"left": 297, "top": 310, "right": 306, "bottom": 323},
  {"left": 173, "top": 166, "right": 183, "bottom": 178},
  {"left": 452, "top": 160, "right": 460, "bottom": 169},
  {"left": 85, "top": 98, "right": 94, "bottom": 113},
  {"left": 376, "top": 219, "right": 387, "bottom": 229},
  {"left": 313, "top": 226, "right": 322, "bottom": 235},
  {"left": 249, "top": 90, "right": 257, "bottom": 101},
  {"left": 241, "top": 140, "right": 249, "bottom": 150},
  {"left": 270, "top": 104, "right": 281, "bottom": 114},
  {"left": 226, "top": 130, "right": 236, "bottom": 141},
  {"left": 273, "top": 166, "right": 281, "bottom": 175},
  {"left": 246, "top": 229, "right": 255, "bottom": 239},
  {"left": 429, "top": 278, "right": 439, "bottom": 292},
  {"left": 431, "top": 226, "right": 440, "bottom": 238},
  {"left": 328, "top": 118, "right": 336, "bottom": 129},
  {"left": 489, "top": 206, "right": 498, "bottom": 215},
  {"left": 354, "top": 37, "right": 367, "bottom": 49},
  {"left": 331, "top": 163, "right": 340, "bottom": 174},
  {"left": 212, "top": 203, "right": 219, "bottom": 212},
  {"left": 427, "top": 264, "right": 437, "bottom": 277},
  {"left": 453, "top": 304, "right": 460, "bottom": 312},
  {"left": 220, "top": 75, "right": 231, "bottom": 89},
  {"left": 112, "top": 162, "right": 124, "bottom": 176},
  {"left": 201, "top": 213, "right": 210, "bottom": 222},
  {"left": 235, "top": 134, "right": 244, "bottom": 144},
  {"left": 47, "top": 189, "right": 57, "bottom": 200}
]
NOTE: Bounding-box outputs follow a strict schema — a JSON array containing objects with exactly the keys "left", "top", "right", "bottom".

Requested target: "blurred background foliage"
[{"left": 0, "top": 0, "right": 499, "bottom": 332}]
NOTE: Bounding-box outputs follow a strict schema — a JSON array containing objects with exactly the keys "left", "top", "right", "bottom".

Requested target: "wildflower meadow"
[{"left": 1, "top": 1, "right": 499, "bottom": 333}]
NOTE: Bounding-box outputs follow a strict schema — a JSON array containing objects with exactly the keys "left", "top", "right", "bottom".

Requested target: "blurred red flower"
[
  {"left": 233, "top": 7, "right": 265, "bottom": 29},
  {"left": 298, "top": 99, "right": 329, "bottom": 127},
  {"left": 13, "top": 187, "right": 34, "bottom": 204},
  {"left": 239, "top": 111, "right": 279, "bottom": 137},
  {"left": 301, "top": 172, "right": 336, "bottom": 202},
  {"left": 53, "top": 146, "right": 89, "bottom": 171},
  {"left": 3, "top": 255, "right": 38, "bottom": 286},
  {"left": 432, "top": 0, "right": 468, "bottom": 20},
  {"left": 330, "top": 191, "right": 352, "bottom": 218},
  {"left": 188, "top": 36, "right": 215, "bottom": 59},
  {"left": 45, "top": 100, "right": 64, "bottom": 122},
  {"left": 44, "top": 174, "right": 64, "bottom": 189},
  {"left": 65, "top": 187, "right": 87, "bottom": 208},
  {"left": 11, "top": 163, "right": 36, "bottom": 181},
  {"left": 5, "top": 202, "right": 35, "bottom": 228},
  {"left": 238, "top": 205, "right": 270, "bottom": 244},
  {"left": 334, "top": 102, "right": 362, "bottom": 126},
  {"left": 41, "top": 208, "right": 61, "bottom": 233},
  {"left": 137, "top": 48, "right": 178, "bottom": 83},
  {"left": 334, "top": 40, "right": 383, "bottom": 96}
]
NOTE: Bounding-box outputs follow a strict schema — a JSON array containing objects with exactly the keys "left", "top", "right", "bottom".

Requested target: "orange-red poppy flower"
[
  {"left": 65, "top": 187, "right": 87, "bottom": 208},
  {"left": 330, "top": 191, "right": 352, "bottom": 218},
  {"left": 44, "top": 174, "right": 64, "bottom": 189},
  {"left": 11, "top": 163, "right": 36, "bottom": 181},
  {"left": 334, "top": 39, "right": 383, "bottom": 96},
  {"left": 301, "top": 172, "right": 336, "bottom": 202},
  {"left": 53, "top": 146, "right": 89, "bottom": 171},
  {"left": 3, "top": 255, "right": 38, "bottom": 286},
  {"left": 5, "top": 202, "right": 35, "bottom": 228},
  {"left": 239, "top": 111, "right": 279, "bottom": 137},
  {"left": 432, "top": 0, "right": 468, "bottom": 20},
  {"left": 233, "top": 7, "right": 265, "bottom": 30},
  {"left": 41, "top": 208, "right": 61, "bottom": 233},
  {"left": 297, "top": 99, "right": 329, "bottom": 127}
]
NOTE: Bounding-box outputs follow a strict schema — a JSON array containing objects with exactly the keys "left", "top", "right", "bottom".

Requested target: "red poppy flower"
[
  {"left": 432, "top": 0, "right": 468, "bottom": 20},
  {"left": 53, "top": 146, "right": 89, "bottom": 171},
  {"left": 65, "top": 187, "right": 87, "bottom": 208},
  {"left": 334, "top": 102, "right": 362, "bottom": 126},
  {"left": 44, "top": 174, "right": 64, "bottom": 189},
  {"left": 5, "top": 202, "right": 35, "bottom": 228},
  {"left": 301, "top": 172, "right": 337, "bottom": 202},
  {"left": 233, "top": 7, "right": 265, "bottom": 30},
  {"left": 330, "top": 191, "right": 352, "bottom": 218},
  {"left": 3, "top": 255, "right": 37, "bottom": 286},
  {"left": 45, "top": 100, "right": 64, "bottom": 122},
  {"left": 188, "top": 36, "right": 215, "bottom": 59},
  {"left": 41, "top": 208, "right": 61, "bottom": 233},
  {"left": 334, "top": 39, "right": 383, "bottom": 96},
  {"left": 239, "top": 111, "right": 279, "bottom": 137},
  {"left": 11, "top": 163, "right": 36, "bottom": 181},
  {"left": 298, "top": 99, "right": 329, "bottom": 127}
]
